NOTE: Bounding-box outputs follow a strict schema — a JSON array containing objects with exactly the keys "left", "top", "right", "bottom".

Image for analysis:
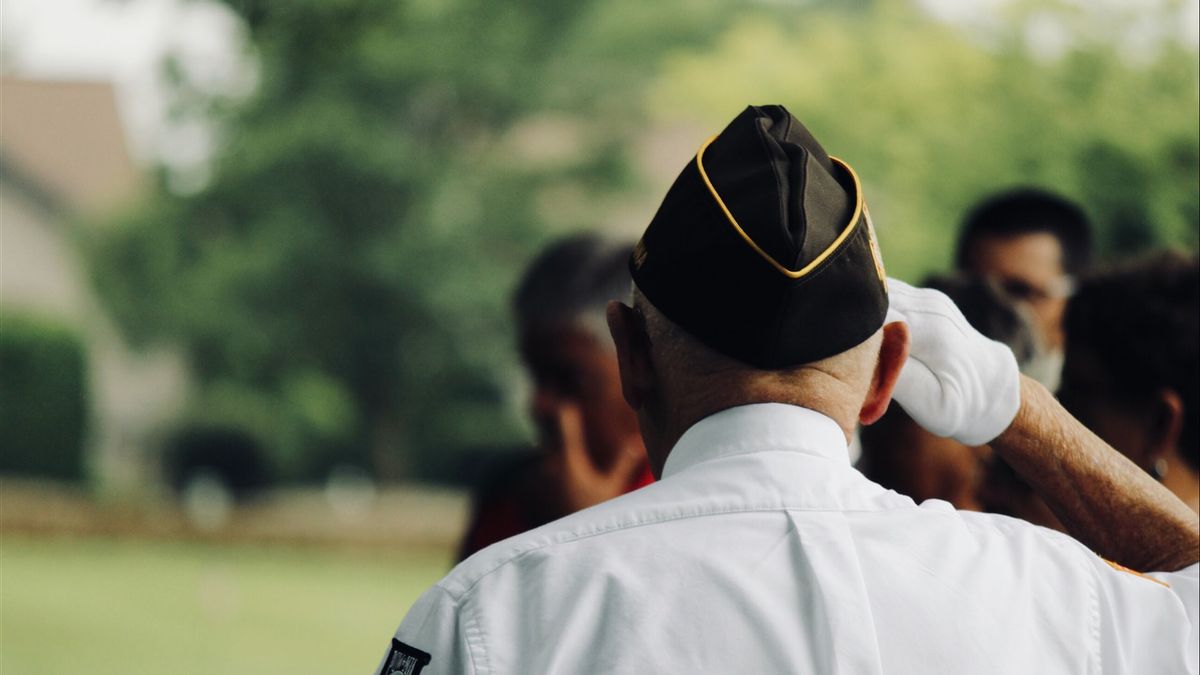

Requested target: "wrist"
[{"left": 993, "top": 375, "right": 1042, "bottom": 448}]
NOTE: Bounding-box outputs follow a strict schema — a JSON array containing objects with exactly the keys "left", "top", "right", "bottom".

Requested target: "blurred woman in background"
[{"left": 1058, "top": 250, "right": 1199, "bottom": 513}]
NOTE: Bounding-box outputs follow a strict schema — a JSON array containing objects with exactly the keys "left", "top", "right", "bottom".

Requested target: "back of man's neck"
[{"left": 650, "top": 371, "right": 862, "bottom": 469}]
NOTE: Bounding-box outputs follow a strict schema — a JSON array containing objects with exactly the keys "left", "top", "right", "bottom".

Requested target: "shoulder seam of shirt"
[
  {"left": 400, "top": 585, "right": 480, "bottom": 675},
  {"left": 441, "top": 503, "right": 890, "bottom": 600},
  {"left": 461, "top": 590, "right": 489, "bottom": 675}
]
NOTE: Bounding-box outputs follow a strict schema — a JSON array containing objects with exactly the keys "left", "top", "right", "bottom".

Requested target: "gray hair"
[
  {"left": 513, "top": 234, "right": 634, "bottom": 345},
  {"left": 633, "top": 287, "right": 877, "bottom": 382}
]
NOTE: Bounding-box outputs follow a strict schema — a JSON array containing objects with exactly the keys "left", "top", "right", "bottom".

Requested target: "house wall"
[{"left": 2, "top": 124, "right": 188, "bottom": 496}]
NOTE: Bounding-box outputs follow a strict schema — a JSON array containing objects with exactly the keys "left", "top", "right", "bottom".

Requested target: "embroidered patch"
[
  {"left": 382, "top": 639, "right": 432, "bottom": 675},
  {"left": 632, "top": 238, "right": 648, "bottom": 270},
  {"left": 863, "top": 204, "right": 886, "bottom": 284}
]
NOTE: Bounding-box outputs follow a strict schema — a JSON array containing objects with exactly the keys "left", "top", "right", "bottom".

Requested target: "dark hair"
[
  {"left": 955, "top": 189, "right": 1093, "bottom": 276},
  {"left": 922, "top": 273, "right": 1040, "bottom": 367},
  {"left": 1064, "top": 251, "right": 1199, "bottom": 471},
  {"left": 513, "top": 234, "right": 633, "bottom": 329}
]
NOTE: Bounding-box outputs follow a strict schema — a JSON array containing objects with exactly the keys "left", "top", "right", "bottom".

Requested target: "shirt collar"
[{"left": 661, "top": 403, "right": 850, "bottom": 479}]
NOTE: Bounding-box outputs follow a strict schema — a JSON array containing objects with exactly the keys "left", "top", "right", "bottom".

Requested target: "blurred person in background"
[
  {"left": 378, "top": 107, "right": 1198, "bottom": 675},
  {"left": 955, "top": 188, "right": 1093, "bottom": 390},
  {"left": 859, "top": 273, "right": 1047, "bottom": 513},
  {"left": 1059, "top": 250, "right": 1200, "bottom": 514},
  {"left": 456, "top": 235, "right": 653, "bottom": 560}
]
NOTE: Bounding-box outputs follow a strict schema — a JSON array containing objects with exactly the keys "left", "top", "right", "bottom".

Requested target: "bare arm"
[
  {"left": 993, "top": 375, "right": 1200, "bottom": 572},
  {"left": 885, "top": 278, "right": 1199, "bottom": 572}
]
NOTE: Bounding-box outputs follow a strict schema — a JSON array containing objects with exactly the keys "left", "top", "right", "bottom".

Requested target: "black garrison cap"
[{"left": 630, "top": 105, "right": 888, "bottom": 369}]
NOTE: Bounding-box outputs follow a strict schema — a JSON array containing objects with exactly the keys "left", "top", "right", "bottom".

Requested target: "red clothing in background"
[{"left": 457, "top": 456, "right": 654, "bottom": 561}]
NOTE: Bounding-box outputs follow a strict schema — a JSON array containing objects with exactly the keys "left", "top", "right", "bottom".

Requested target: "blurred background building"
[{"left": 1, "top": 76, "right": 189, "bottom": 494}]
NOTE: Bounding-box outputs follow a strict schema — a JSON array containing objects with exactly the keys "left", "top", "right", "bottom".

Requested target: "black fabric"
[
  {"left": 383, "top": 639, "right": 431, "bottom": 675},
  {"left": 630, "top": 105, "right": 888, "bottom": 369}
]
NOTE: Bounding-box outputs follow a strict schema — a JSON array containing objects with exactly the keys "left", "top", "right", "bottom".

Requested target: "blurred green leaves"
[
  {"left": 87, "top": 0, "right": 729, "bottom": 482},
  {"left": 648, "top": 2, "right": 1199, "bottom": 281},
  {"left": 86, "top": 0, "right": 1196, "bottom": 484}
]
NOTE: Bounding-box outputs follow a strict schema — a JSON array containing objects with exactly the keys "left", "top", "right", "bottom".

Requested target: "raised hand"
[{"left": 885, "top": 278, "right": 1021, "bottom": 445}]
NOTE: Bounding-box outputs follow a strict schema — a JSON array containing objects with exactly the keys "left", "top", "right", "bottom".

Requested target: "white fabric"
[
  {"left": 378, "top": 404, "right": 1199, "bottom": 675},
  {"left": 886, "top": 278, "right": 1022, "bottom": 446}
]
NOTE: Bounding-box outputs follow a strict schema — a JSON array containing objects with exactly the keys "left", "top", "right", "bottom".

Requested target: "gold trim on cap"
[{"left": 695, "top": 135, "right": 865, "bottom": 279}]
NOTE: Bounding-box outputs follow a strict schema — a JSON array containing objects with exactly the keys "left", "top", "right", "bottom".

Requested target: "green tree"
[
  {"left": 648, "top": 1, "right": 1199, "bottom": 280},
  {"left": 89, "top": 0, "right": 729, "bottom": 482}
]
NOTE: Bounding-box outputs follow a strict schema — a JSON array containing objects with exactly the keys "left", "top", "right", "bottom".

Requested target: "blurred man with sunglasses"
[{"left": 955, "top": 188, "right": 1092, "bottom": 390}]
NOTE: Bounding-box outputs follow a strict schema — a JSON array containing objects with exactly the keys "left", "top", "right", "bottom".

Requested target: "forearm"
[{"left": 992, "top": 376, "right": 1200, "bottom": 572}]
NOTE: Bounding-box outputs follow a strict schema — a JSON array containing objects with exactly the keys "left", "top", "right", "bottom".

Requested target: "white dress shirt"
[{"left": 377, "top": 403, "right": 1199, "bottom": 674}]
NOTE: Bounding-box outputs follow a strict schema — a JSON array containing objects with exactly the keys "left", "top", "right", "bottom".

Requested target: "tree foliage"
[
  {"left": 88, "top": 0, "right": 729, "bottom": 482},
  {"left": 647, "top": 1, "right": 1199, "bottom": 281},
  {"left": 88, "top": 0, "right": 1197, "bottom": 483}
]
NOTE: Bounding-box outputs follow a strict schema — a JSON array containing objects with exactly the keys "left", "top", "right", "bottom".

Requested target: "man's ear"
[
  {"left": 1149, "top": 388, "right": 1185, "bottom": 457},
  {"left": 859, "top": 321, "right": 910, "bottom": 426},
  {"left": 606, "top": 300, "right": 655, "bottom": 410}
]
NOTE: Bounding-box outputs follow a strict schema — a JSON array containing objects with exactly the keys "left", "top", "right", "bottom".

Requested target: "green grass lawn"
[{"left": 2, "top": 535, "right": 452, "bottom": 675}]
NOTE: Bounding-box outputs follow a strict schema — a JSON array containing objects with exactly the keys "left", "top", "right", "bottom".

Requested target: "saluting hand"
[{"left": 884, "top": 278, "right": 1021, "bottom": 446}]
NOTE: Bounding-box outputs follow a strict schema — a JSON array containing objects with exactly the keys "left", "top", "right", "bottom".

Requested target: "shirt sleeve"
[
  {"left": 1092, "top": 559, "right": 1199, "bottom": 675},
  {"left": 372, "top": 585, "right": 475, "bottom": 675}
]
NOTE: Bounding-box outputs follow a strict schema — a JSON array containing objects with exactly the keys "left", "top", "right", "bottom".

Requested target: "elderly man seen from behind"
[{"left": 375, "top": 106, "right": 1198, "bottom": 675}]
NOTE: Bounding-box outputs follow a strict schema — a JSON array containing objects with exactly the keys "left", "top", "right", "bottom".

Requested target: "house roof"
[{"left": 1, "top": 76, "right": 142, "bottom": 215}]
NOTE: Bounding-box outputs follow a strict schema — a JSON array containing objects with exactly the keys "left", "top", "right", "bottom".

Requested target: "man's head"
[
  {"left": 1058, "top": 251, "right": 1199, "bottom": 496},
  {"left": 607, "top": 105, "right": 909, "bottom": 475},
  {"left": 514, "top": 234, "right": 641, "bottom": 471},
  {"left": 608, "top": 291, "right": 907, "bottom": 476},
  {"left": 955, "top": 189, "right": 1093, "bottom": 351}
]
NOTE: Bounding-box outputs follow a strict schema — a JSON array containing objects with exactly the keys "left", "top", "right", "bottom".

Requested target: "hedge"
[{"left": 0, "top": 315, "right": 88, "bottom": 480}]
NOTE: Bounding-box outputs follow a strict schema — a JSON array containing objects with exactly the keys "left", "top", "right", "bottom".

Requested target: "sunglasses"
[{"left": 992, "top": 275, "right": 1075, "bottom": 303}]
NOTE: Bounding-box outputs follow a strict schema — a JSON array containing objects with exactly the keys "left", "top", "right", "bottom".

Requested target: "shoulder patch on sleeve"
[
  {"left": 1103, "top": 559, "right": 1171, "bottom": 588},
  {"left": 383, "top": 638, "right": 432, "bottom": 675}
]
